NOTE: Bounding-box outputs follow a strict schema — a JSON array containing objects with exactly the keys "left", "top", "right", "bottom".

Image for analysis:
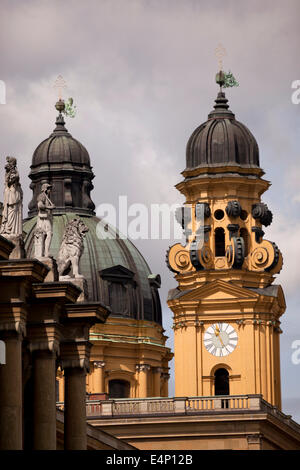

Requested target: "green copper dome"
[
  {"left": 23, "top": 213, "right": 162, "bottom": 324},
  {"left": 24, "top": 105, "right": 162, "bottom": 325}
]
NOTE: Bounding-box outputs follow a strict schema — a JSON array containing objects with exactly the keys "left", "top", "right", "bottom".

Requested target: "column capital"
[
  {"left": 94, "top": 361, "right": 106, "bottom": 368},
  {"left": 60, "top": 340, "right": 92, "bottom": 373},
  {"left": 27, "top": 322, "right": 62, "bottom": 355},
  {"left": 27, "top": 283, "right": 74, "bottom": 355},
  {"left": 162, "top": 372, "right": 170, "bottom": 381},
  {"left": 0, "top": 302, "right": 27, "bottom": 337},
  {"left": 64, "top": 302, "right": 110, "bottom": 325},
  {"left": 0, "top": 258, "right": 49, "bottom": 283},
  {"left": 136, "top": 363, "right": 151, "bottom": 372},
  {"left": 32, "top": 282, "right": 81, "bottom": 304}
]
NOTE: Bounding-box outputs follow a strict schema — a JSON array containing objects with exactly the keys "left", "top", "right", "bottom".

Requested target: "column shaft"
[
  {"left": 153, "top": 370, "right": 161, "bottom": 397},
  {"left": 93, "top": 363, "right": 105, "bottom": 393},
  {"left": 139, "top": 367, "right": 149, "bottom": 397},
  {"left": 32, "top": 351, "right": 57, "bottom": 450},
  {"left": 0, "top": 334, "right": 22, "bottom": 449},
  {"left": 64, "top": 368, "right": 87, "bottom": 450}
]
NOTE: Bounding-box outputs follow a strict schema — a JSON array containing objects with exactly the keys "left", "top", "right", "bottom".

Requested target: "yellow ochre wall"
[{"left": 57, "top": 317, "right": 172, "bottom": 400}]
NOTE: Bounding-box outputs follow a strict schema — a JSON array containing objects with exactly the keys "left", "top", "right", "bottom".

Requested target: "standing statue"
[
  {"left": 0, "top": 156, "right": 23, "bottom": 237},
  {"left": 34, "top": 183, "right": 55, "bottom": 258}
]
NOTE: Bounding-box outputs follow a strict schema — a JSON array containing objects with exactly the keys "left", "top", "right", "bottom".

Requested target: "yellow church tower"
[{"left": 167, "top": 71, "right": 285, "bottom": 409}]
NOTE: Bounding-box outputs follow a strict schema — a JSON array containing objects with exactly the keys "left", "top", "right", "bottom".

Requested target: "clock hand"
[{"left": 215, "top": 327, "right": 225, "bottom": 347}]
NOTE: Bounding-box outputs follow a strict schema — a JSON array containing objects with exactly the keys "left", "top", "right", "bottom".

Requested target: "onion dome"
[
  {"left": 186, "top": 91, "right": 260, "bottom": 171},
  {"left": 28, "top": 99, "right": 94, "bottom": 216}
]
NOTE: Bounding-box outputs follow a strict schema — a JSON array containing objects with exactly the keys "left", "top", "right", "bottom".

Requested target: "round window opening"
[{"left": 214, "top": 209, "right": 225, "bottom": 220}]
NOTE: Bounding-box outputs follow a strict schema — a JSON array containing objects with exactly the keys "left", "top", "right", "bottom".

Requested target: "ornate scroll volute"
[
  {"left": 249, "top": 202, "right": 282, "bottom": 273},
  {"left": 167, "top": 204, "right": 194, "bottom": 274},
  {"left": 175, "top": 205, "right": 193, "bottom": 243},
  {"left": 189, "top": 202, "right": 213, "bottom": 270},
  {"left": 225, "top": 200, "right": 242, "bottom": 218},
  {"left": 225, "top": 236, "right": 245, "bottom": 269},
  {"left": 248, "top": 239, "right": 283, "bottom": 273},
  {"left": 166, "top": 243, "right": 194, "bottom": 274},
  {"left": 190, "top": 240, "right": 214, "bottom": 270},
  {"left": 167, "top": 202, "right": 212, "bottom": 274},
  {"left": 252, "top": 203, "right": 273, "bottom": 227}
]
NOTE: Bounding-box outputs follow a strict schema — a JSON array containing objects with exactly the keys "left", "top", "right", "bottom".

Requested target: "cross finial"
[
  {"left": 53, "top": 75, "right": 67, "bottom": 100},
  {"left": 215, "top": 43, "right": 227, "bottom": 71}
]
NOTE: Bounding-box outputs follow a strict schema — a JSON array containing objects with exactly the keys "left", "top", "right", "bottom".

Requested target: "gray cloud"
[{"left": 0, "top": 0, "right": 299, "bottom": 412}]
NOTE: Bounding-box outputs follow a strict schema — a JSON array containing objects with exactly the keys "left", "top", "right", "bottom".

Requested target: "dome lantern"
[{"left": 28, "top": 100, "right": 95, "bottom": 217}]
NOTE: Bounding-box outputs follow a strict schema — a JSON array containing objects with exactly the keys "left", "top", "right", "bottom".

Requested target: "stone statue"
[
  {"left": 0, "top": 156, "right": 23, "bottom": 237},
  {"left": 57, "top": 218, "right": 89, "bottom": 279},
  {"left": 34, "top": 183, "right": 55, "bottom": 258}
]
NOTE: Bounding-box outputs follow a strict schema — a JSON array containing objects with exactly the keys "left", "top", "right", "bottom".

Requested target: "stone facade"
[{"left": 0, "top": 234, "right": 110, "bottom": 449}]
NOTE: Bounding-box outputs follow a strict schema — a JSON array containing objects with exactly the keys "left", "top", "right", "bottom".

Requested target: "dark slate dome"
[
  {"left": 31, "top": 114, "right": 91, "bottom": 167},
  {"left": 186, "top": 91, "right": 260, "bottom": 170}
]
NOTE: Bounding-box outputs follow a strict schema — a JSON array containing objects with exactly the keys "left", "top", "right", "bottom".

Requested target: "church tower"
[{"left": 167, "top": 73, "right": 285, "bottom": 408}]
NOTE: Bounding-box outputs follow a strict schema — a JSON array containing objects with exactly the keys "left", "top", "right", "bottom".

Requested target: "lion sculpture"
[{"left": 57, "top": 218, "right": 89, "bottom": 279}]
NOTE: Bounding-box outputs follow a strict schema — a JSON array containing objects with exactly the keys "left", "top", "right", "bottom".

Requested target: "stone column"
[
  {"left": 136, "top": 364, "right": 150, "bottom": 397},
  {"left": 0, "top": 253, "right": 49, "bottom": 450},
  {"left": 26, "top": 282, "right": 80, "bottom": 450},
  {"left": 153, "top": 367, "right": 162, "bottom": 397},
  {"left": 161, "top": 372, "right": 170, "bottom": 397},
  {"left": 27, "top": 321, "right": 61, "bottom": 450},
  {"left": 0, "top": 330, "right": 23, "bottom": 449},
  {"left": 61, "top": 302, "right": 109, "bottom": 450},
  {"left": 31, "top": 349, "right": 57, "bottom": 450},
  {"left": 64, "top": 366, "right": 88, "bottom": 450},
  {"left": 93, "top": 361, "right": 106, "bottom": 393},
  {"left": 61, "top": 341, "right": 91, "bottom": 450}
]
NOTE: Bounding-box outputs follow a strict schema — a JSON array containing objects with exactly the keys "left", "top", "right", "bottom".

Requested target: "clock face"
[{"left": 204, "top": 323, "right": 238, "bottom": 357}]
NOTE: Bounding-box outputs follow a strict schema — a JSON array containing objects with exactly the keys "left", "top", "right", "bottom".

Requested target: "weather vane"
[
  {"left": 214, "top": 44, "right": 239, "bottom": 89},
  {"left": 53, "top": 75, "right": 77, "bottom": 118},
  {"left": 215, "top": 43, "right": 227, "bottom": 71},
  {"left": 53, "top": 75, "right": 67, "bottom": 100}
]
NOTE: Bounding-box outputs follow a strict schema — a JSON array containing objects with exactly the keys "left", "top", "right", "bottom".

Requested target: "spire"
[
  {"left": 208, "top": 89, "right": 234, "bottom": 120},
  {"left": 207, "top": 63, "right": 238, "bottom": 119},
  {"left": 52, "top": 99, "right": 69, "bottom": 134},
  {"left": 209, "top": 45, "right": 239, "bottom": 120},
  {"left": 53, "top": 99, "right": 68, "bottom": 132}
]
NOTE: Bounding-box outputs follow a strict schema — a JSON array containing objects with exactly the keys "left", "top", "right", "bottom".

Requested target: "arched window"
[
  {"left": 214, "top": 368, "right": 229, "bottom": 396},
  {"left": 240, "top": 228, "right": 249, "bottom": 256},
  {"left": 215, "top": 228, "right": 225, "bottom": 256},
  {"left": 109, "top": 379, "right": 130, "bottom": 398}
]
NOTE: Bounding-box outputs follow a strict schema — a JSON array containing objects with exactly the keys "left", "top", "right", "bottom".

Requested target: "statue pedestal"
[
  {"left": 59, "top": 276, "right": 89, "bottom": 302},
  {"left": 37, "top": 257, "right": 59, "bottom": 282},
  {"left": 2, "top": 234, "right": 26, "bottom": 259}
]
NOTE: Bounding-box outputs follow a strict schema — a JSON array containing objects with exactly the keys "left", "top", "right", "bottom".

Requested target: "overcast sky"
[{"left": 1, "top": 0, "right": 300, "bottom": 420}]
